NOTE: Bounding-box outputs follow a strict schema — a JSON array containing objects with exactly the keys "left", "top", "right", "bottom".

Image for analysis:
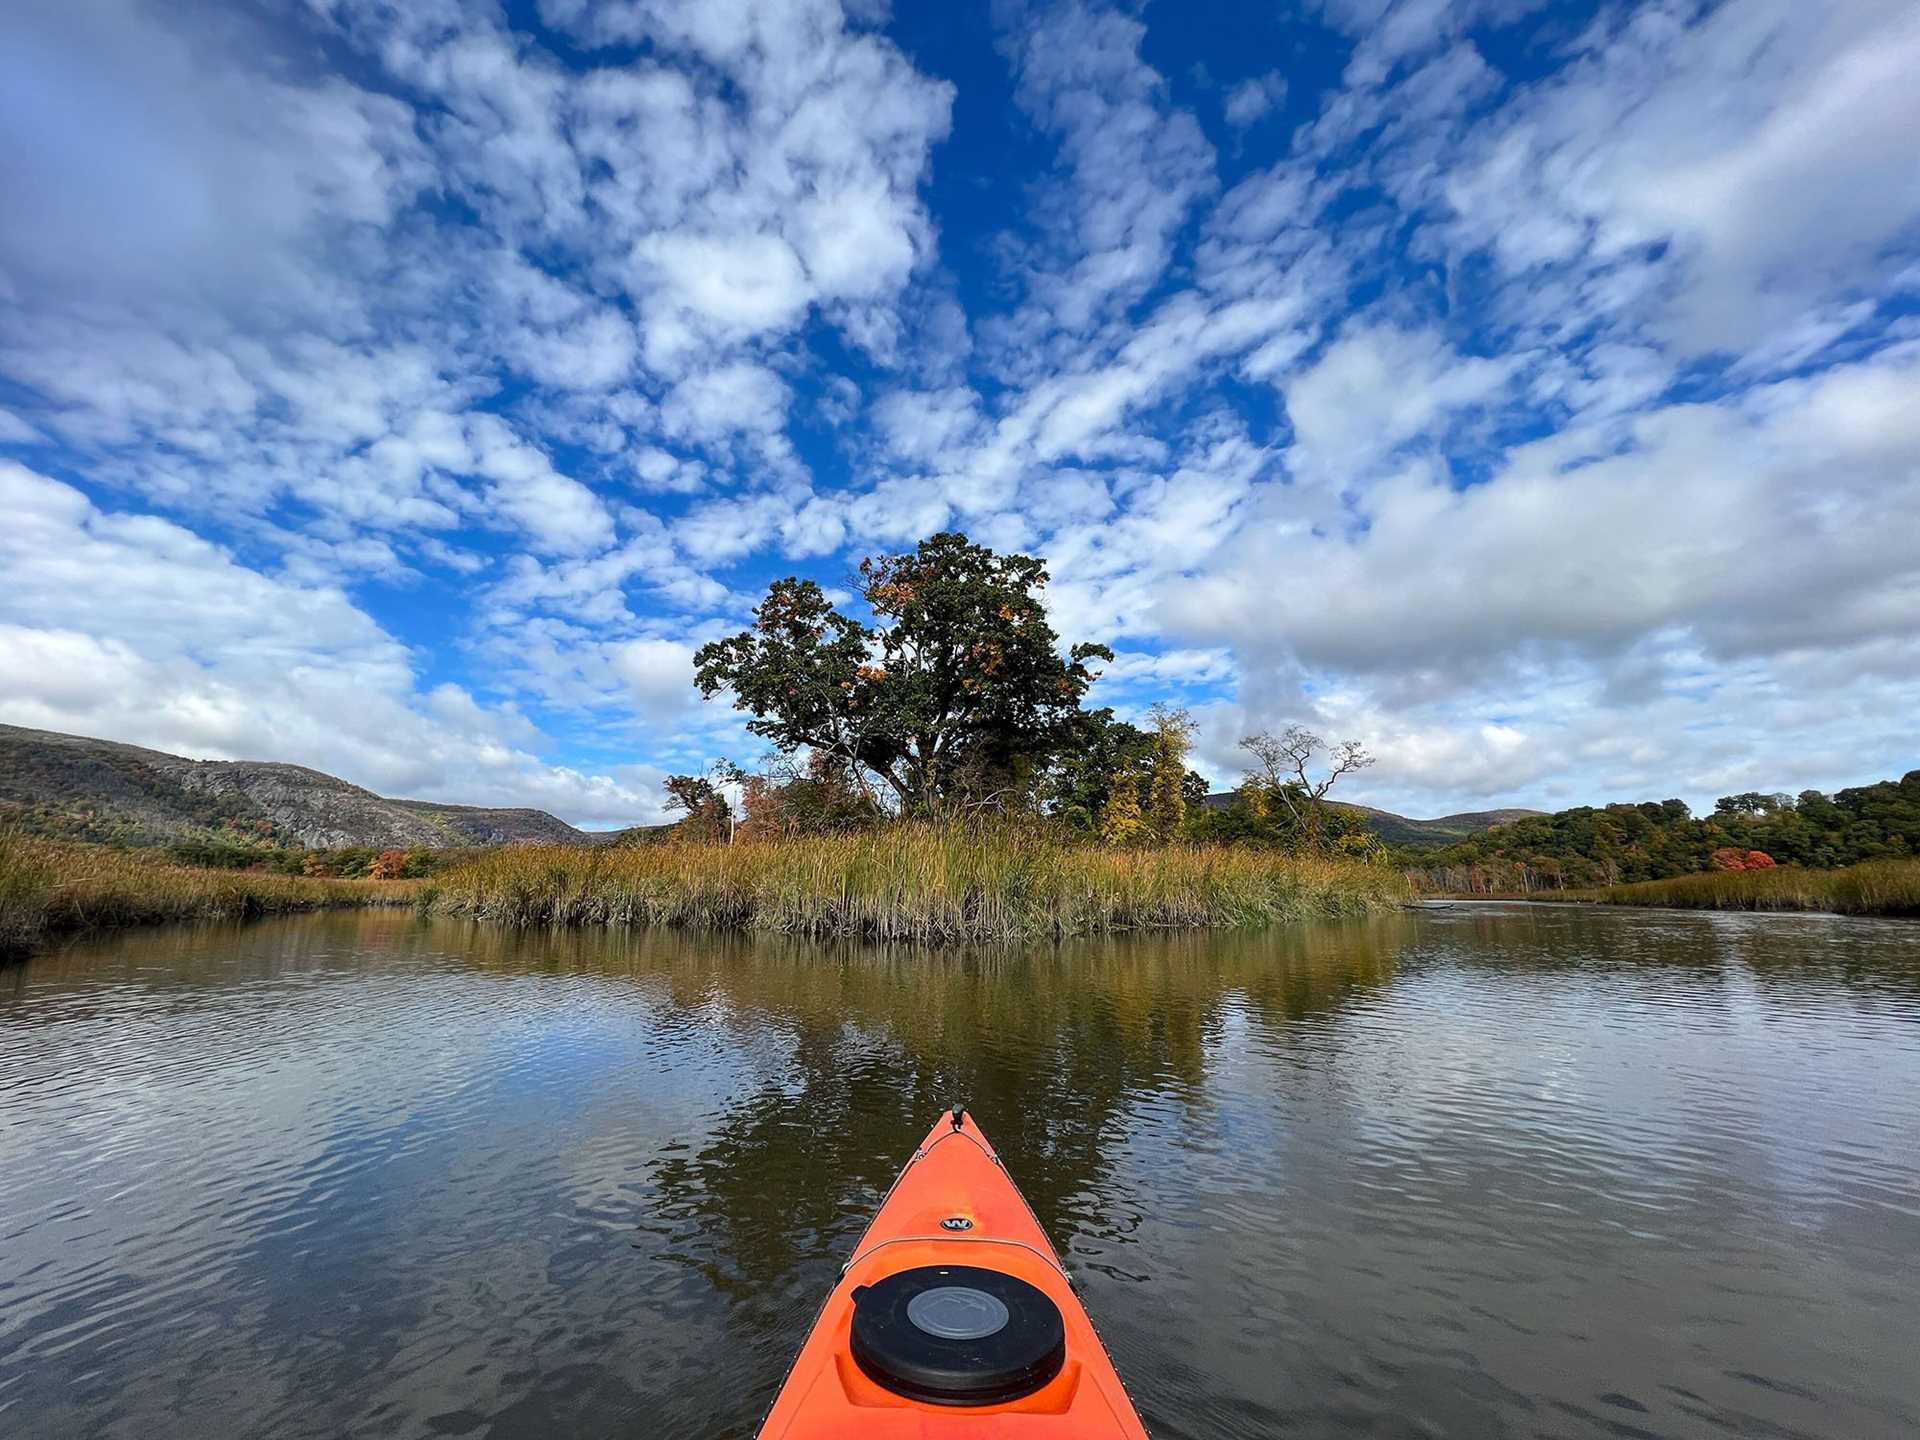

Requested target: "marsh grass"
[
  {"left": 1573, "top": 859, "right": 1920, "bottom": 917},
  {"left": 0, "top": 833, "right": 416, "bottom": 956},
  {"left": 0, "top": 832, "right": 54, "bottom": 955},
  {"left": 2, "top": 826, "right": 1412, "bottom": 955},
  {"left": 428, "top": 826, "right": 1410, "bottom": 942}
]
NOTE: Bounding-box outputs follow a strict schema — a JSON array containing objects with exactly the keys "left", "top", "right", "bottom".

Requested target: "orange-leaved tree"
[{"left": 1710, "top": 847, "right": 1777, "bottom": 871}]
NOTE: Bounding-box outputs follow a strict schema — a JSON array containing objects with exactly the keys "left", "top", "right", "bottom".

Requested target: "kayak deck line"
[
  {"left": 843, "top": 1127, "right": 1072, "bottom": 1282},
  {"left": 845, "top": 1234, "right": 1072, "bottom": 1283},
  {"left": 756, "top": 1108, "right": 1151, "bottom": 1437}
]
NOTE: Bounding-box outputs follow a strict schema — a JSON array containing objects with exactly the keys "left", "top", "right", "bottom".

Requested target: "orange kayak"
[{"left": 756, "top": 1107, "right": 1150, "bottom": 1437}]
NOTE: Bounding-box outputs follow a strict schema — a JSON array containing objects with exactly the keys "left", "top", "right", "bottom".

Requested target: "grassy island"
[
  {"left": 1, "top": 829, "right": 1409, "bottom": 957},
  {"left": 428, "top": 829, "right": 1410, "bottom": 943}
]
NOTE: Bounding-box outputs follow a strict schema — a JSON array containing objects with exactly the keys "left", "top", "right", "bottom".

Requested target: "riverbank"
[
  {"left": 1570, "top": 859, "right": 1920, "bottom": 917},
  {"left": 429, "top": 828, "right": 1409, "bottom": 942},
  {"left": 0, "top": 835, "right": 417, "bottom": 956}
]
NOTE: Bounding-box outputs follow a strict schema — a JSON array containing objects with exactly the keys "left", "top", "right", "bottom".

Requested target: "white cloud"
[
  {"left": 1223, "top": 72, "right": 1288, "bottom": 128},
  {"left": 0, "top": 407, "right": 44, "bottom": 443},
  {"left": 1282, "top": 322, "right": 1518, "bottom": 481},
  {"left": 509, "top": 305, "right": 641, "bottom": 391},
  {"left": 612, "top": 637, "right": 702, "bottom": 722},
  {"left": 1436, "top": 0, "right": 1920, "bottom": 355},
  {"left": 995, "top": 1, "right": 1218, "bottom": 342},
  {"left": 0, "top": 0, "right": 953, "bottom": 552},
  {"left": 1146, "top": 344, "right": 1920, "bottom": 810},
  {"left": 1184, "top": 346, "right": 1920, "bottom": 673},
  {"left": 640, "top": 231, "right": 814, "bottom": 336},
  {"left": 871, "top": 387, "right": 987, "bottom": 464},
  {"left": 555, "top": 0, "right": 954, "bottom": 368},
  {"left": 0, "top": 464, "right": 661, "bottom": 824},
  {"left": 1100, "top": 648, "right": 1237, "bottom": 689},
  {"left": 663, "top": 363, "right": 794, "bottom": 441},
  {"left": 0, "top": 0, "right": 427, "bottom": 320}
]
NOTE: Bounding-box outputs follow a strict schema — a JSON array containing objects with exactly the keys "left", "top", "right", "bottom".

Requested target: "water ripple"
[{"left": 1, "top": 908, "right": 1917, "bottom": 1438}]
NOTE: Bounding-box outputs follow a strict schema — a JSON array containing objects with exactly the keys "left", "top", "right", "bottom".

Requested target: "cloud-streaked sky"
[{"left": 3, "top": 0, "right": 1916, "bottom": 826}]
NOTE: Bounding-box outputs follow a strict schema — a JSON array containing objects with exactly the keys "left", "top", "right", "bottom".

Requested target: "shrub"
[{"left": 370, "top": 848, "right": 411, "bottom": 880}]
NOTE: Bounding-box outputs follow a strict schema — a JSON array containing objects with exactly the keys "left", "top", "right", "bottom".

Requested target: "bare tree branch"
[{"left": 1237, "top": 726, "right": 1375, "bottom": 851}]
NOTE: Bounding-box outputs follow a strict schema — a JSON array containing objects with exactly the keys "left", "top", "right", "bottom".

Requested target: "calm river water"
[{"left": 2, "top": 905, "right": 1918, "bottom": 1439}]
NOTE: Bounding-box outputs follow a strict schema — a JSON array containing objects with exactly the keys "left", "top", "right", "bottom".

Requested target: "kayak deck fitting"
[{"left": 756, "top": 1107, "right": 1150, "bottom": 1437}]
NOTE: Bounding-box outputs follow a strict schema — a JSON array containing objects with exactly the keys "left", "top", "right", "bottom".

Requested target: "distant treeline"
[{"left": 1409, "top": 772, "right": 1920, "bottom": 892}]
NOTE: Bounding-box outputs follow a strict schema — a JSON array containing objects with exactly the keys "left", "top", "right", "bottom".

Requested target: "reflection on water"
[{"left": 2, "top": 905, "right": 1918, "bottom": 1439}]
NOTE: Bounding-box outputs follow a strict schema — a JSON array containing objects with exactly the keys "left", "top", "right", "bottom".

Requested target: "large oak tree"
[{"left": 693, "top": 532, "right": 1112, "bottom": 816}]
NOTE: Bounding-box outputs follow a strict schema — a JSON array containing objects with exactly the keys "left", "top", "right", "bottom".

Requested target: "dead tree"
[{"left": 1238, "top": 725, "right": 1376, "bottom": 852}]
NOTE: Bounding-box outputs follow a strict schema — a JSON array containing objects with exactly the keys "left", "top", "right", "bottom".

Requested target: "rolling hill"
[
  {"left": 1328, "top": 802, "right": 1546, "bottom": 849},
  {"left": 0, "top": 724, "right": 591, "bottom": 850},
  {"left": 1199, "top": 791, "right": 1542, "bottom": 849}
]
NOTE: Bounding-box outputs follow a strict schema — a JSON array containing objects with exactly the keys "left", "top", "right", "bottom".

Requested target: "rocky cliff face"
[{"left": 0, "top": 724, "right": 592, "bottom": 849}]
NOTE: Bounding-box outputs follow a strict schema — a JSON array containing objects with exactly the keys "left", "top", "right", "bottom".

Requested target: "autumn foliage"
[
  {"left": 370, "top": 848, "right": 411, "bottom": 880},
  {"left": 1710, "top": 847, "right": 1777, "bottom": 871},
  {"left": 664, "top": 775, "right": 733, "bottom": 843},
  {"left": 734, "top": 753, "right": 882, "bottom": 840}
]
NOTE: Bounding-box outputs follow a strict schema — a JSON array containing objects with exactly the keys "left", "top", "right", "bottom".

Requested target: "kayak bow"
[{"left": 757, "top": 1107, "right": 1149, "bottom": 1437}]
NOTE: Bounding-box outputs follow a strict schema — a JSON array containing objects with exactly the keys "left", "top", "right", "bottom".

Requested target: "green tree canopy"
[
  {"left": 1044, "top": 709, "right": 1153, "bottom": 833},
  {"left": 694, "top": 532, "right": 1112, "bottom": 816},
  {"left": 1410, "top": 769, "right": 1920, "bottom": 889},
  {"left": 664, "top": 773, "right": 732, "bottom": 843}
]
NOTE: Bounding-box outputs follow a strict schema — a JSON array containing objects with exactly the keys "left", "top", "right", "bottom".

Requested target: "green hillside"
[{"left": 1409, "top": 773, "right": 1920, "bottom": 890}]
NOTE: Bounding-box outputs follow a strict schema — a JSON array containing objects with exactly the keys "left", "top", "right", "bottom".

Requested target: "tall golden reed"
[
  {"left": 0, "top": 833, "right": 415, "bottom": 953},
  {"left": 426, "top": 824, "right": 1411, "bottom": 942}
]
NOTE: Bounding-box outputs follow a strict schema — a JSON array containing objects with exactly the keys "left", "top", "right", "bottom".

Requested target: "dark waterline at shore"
[{"left": 3, "top": 905, "right": 1918, "bottom": 1438}]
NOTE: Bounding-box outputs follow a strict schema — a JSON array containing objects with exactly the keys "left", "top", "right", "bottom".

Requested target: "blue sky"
[{"left": 2, "top": 0, "right": 1916, "bottom": 826}]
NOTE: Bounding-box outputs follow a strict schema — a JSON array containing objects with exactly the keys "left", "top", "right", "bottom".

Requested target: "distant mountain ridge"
[
  {"left": 1329, "top": 802, "right": 1547, "bottom": 849},
  {"left": 0, "top": 724, "right": 591, "bottom": 850},
  {"left": 1199, "top": 792, "right": 1543, "bottom": 849},
  {"left": 1, "top": 723, "right": 1543, "bottom": 854}
]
